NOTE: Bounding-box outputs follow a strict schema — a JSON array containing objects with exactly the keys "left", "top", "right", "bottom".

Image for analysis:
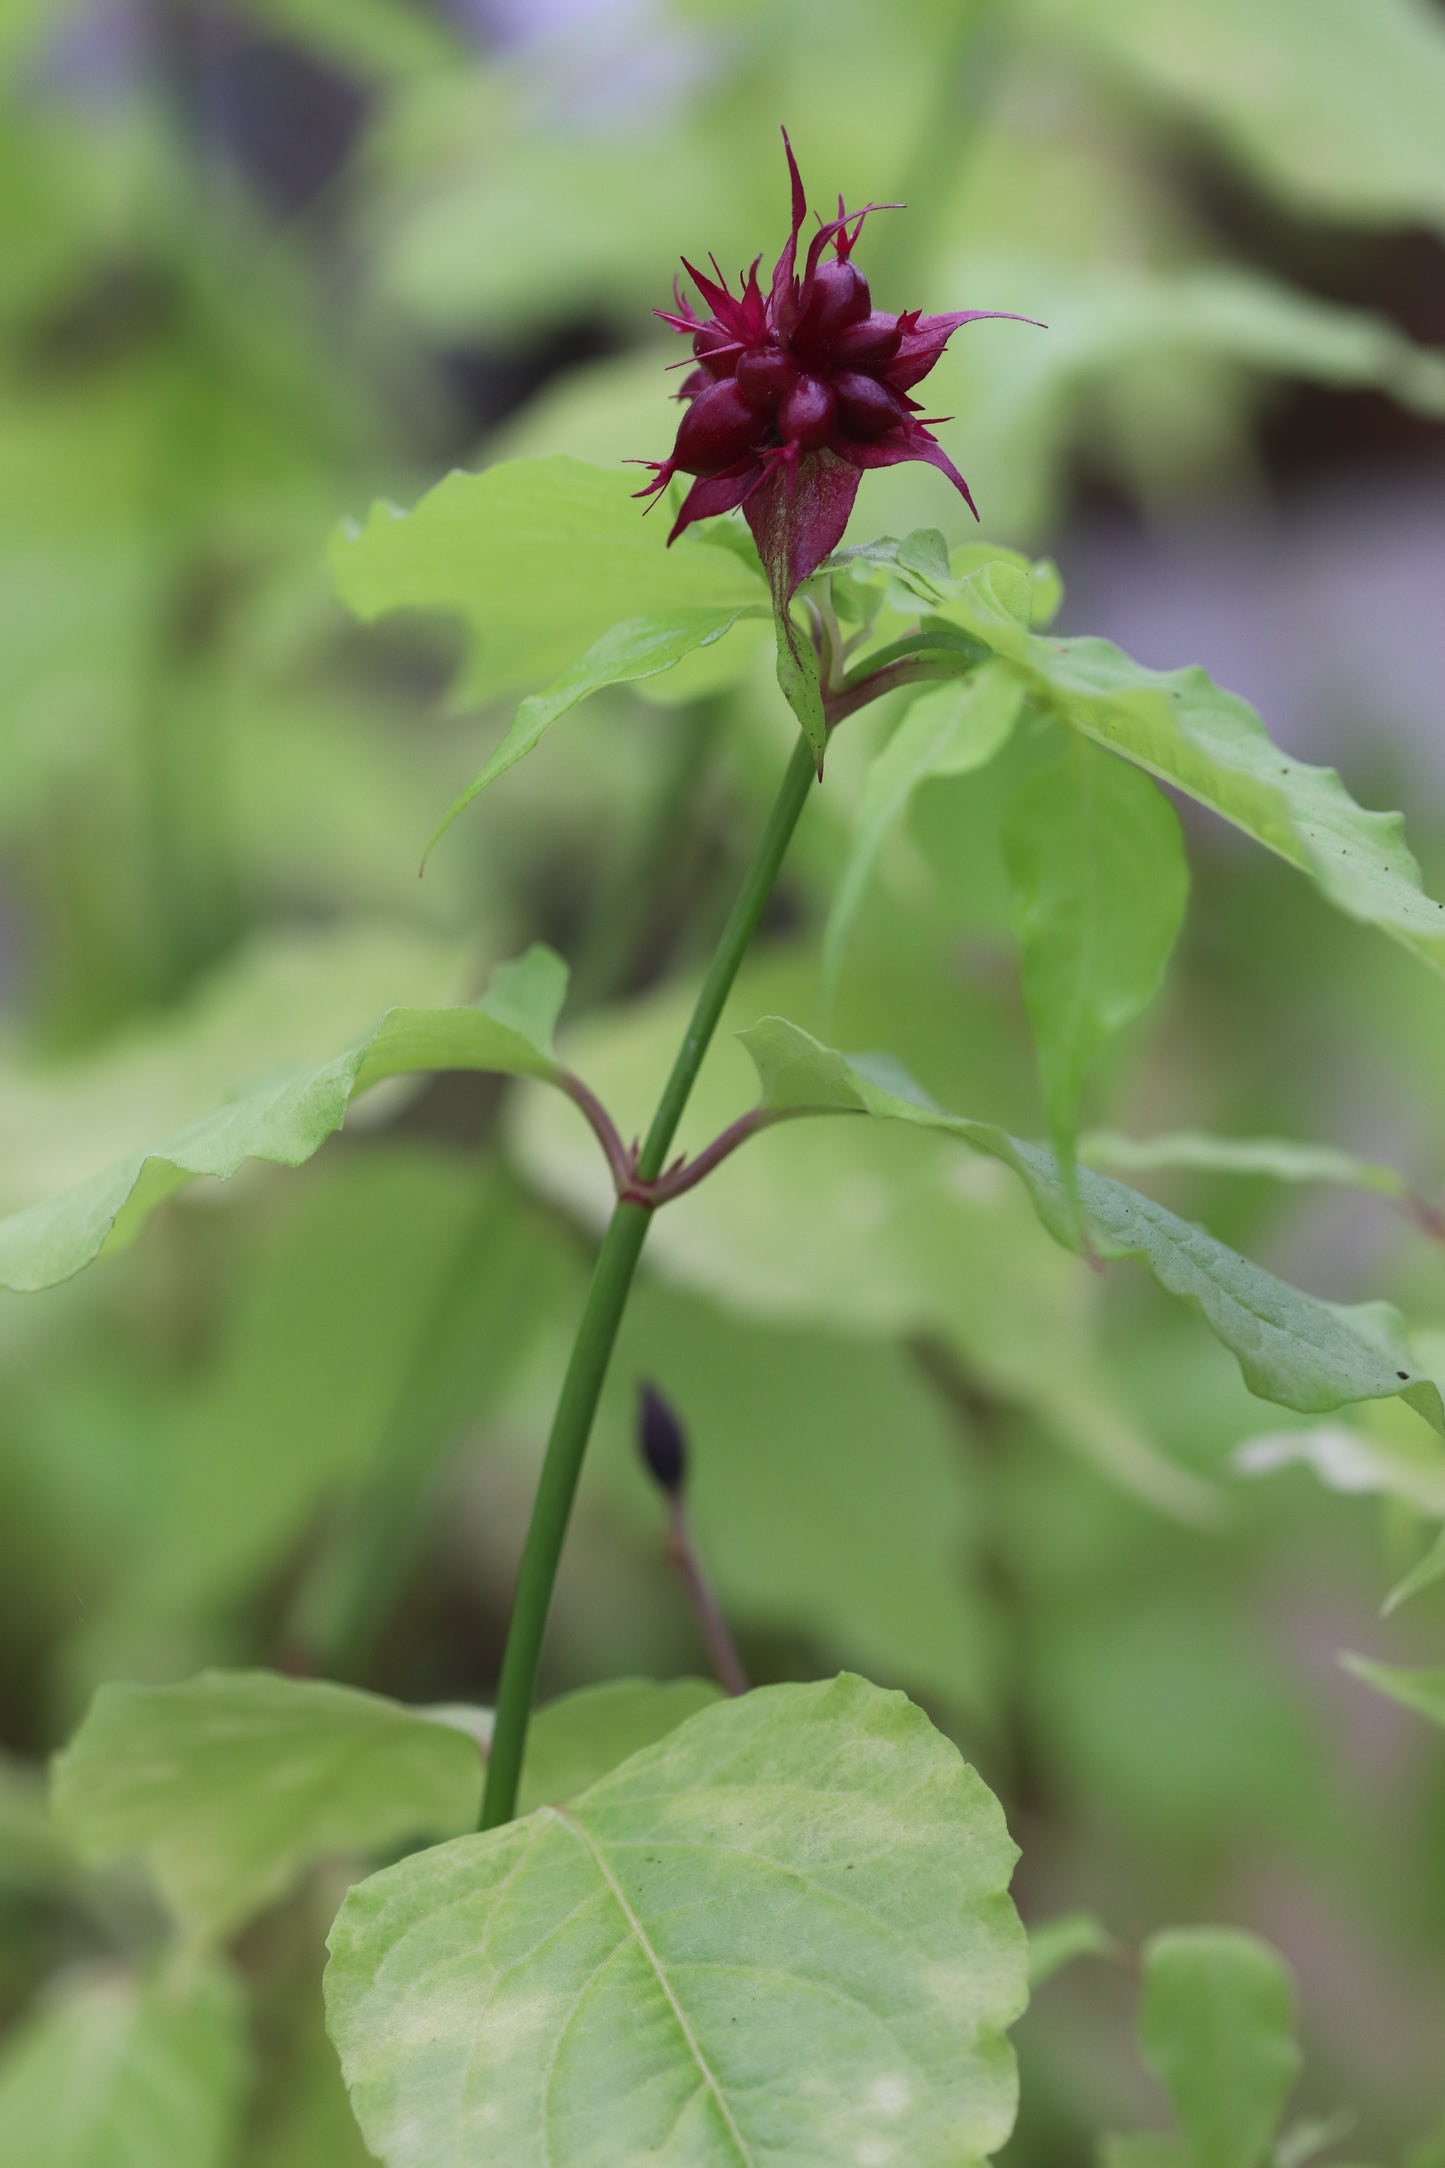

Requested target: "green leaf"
[
  {"left": 1032, "top": 0, "right": 1445, "bottom": 231},
  {"left": 329, "top": 457, "right": 763, "bottom": 706},
  {"left": 1138, "top": 1929, "right": 1301, "bottom": 2168},
  {"left": 774, "top": 596, "right": 827, "bottom": 771},
  {"left": 0, "top": 946, "right": 572, "bottom": 1292},
  {"left": 1384, "top": 1526, "right": 1445, "bottom": 1615},
  {"left": 517, "top": 1678, "right": 723, "bottom": 1817},
  {"left": 1027, "top": 1911, "right": 1118, "bottom": 1987},
  {"left": 1004, "top": 737, "right": 1188, "bottom": 1212},
  {"left": 326, "top": 1674, "right": 1026, "bottom": 2168},
  {"left": 825, "top": 661, "right": 1025, "bottom": 988},
  {"left": 51, "top": 1670, "right": 482, "bottom": 1943},
  {"left": 737, "top": 1017, "right": 1445, "bottom": 1434},
  {"left": 424, "top": 605, "right": 763, "bottom": 859},
  {"left": 1083, "top": 1130, "right": 1412, "bottom": 1203},
  {"left": 930, "top": 586, "right": 1445, "bottom": 980},
  {"left": 1341, "top": 1654, "right": 1445, "bottom": 1730},
  {"left": 0, "top": 1964, "right": 247, "bottom": 2168}
]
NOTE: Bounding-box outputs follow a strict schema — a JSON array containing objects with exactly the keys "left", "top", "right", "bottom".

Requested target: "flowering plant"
[{"left": 6, "top": 129, "right": 1445, "bottom": 2168}]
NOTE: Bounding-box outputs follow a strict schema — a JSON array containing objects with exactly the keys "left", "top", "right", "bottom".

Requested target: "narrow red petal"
[
  {"left": 832, "top": 423, "right": 979, "bottom": 520},
  {"left": 771, "top": 125, "right": 810, "bottom": 313},
  {"left": 667, "top": 462, "right": 768, "bottom": 543},
  {"left": 887, "top": 309, "right": 1045, "bottom": 391}
]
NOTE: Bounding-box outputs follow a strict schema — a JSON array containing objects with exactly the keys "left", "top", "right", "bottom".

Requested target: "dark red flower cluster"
[{"left": 636, "top": 131, "right": 1035, "bottom": 601}]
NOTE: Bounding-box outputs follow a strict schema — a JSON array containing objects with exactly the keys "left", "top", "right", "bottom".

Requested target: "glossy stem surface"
[{"left": 480, "top": 729, "right": 817, "bottom": 1829}]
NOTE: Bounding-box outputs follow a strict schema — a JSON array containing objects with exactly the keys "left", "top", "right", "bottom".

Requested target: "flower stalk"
[{"left": 479, "top": 731, "right": 818, "bottom": 1830}]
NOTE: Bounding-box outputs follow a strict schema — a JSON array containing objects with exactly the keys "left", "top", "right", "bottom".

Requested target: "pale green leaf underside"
[
  {"left": 1083, "top": 1130, "right": 1411, "bottom": 1202},
  {"left": 51, "top": 1670, "right": 483, "bottom": 1942},
  {"left": 1139, "top": 1929, "right": 1301, "bottom": 2168},
  {"left": 329, "top": 457, "right": 764, "bottom": 704},
  {"left": 935, "top": 572, "right": 1445, "bottom": 979},
  {"left": 825, "top": 660, "right": 1025, "bottom": 988},
  {"left": 0, "top": 945, "right": 568, "bottom": 1292},
  {"left": 326, "top": 1674, "right": 1027, "bottom": 2168},
  {"left": 1342, "top": 1653, "right": 1445, "bottom": 1730},
  {"left": 738, "top": 1017, "right": 1445, "bottom": 1434},
  {"left": 0, "top": 1965, "right": 246, "bottom": 2168},
  {"left": 425, "top": 605, "right": 764, "bottom": 859}
]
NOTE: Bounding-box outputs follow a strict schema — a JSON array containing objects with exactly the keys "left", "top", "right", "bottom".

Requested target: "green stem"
[{"left": 480, "top": 730, "right": 817, "bottom": 1830}]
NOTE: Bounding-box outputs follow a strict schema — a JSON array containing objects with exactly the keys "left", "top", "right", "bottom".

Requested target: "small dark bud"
[{"left": 637, "top": 1381, "right": 688, "bottom": 1497}]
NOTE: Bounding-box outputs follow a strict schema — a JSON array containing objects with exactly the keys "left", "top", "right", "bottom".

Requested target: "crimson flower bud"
[
  {"left": 779, "top": 373, "right": 837, "bottom": 451},
  {"left": 734, "top": 345, "right": 798, "bottom": 414},
  {"left": 692, "top": 322, "right": 738, "bottom": 376},
  {"left": 672, "top": 377, "right": 768, "bottom": 476},
  {"left": 831, "top": 310, "right": 904, "bottom": 365},
  {"left": 790, "top": 256, "right": 871, "bottom": 362},
  {"left": 833, "top": 371, "right": 903, "bottom": 439}
]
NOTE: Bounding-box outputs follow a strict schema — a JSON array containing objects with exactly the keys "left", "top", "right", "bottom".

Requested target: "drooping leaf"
[
  {"left": 825, "top": 660, "right": 1025, "bottom": 987},
  {"left": 424, "top": 606, "right": 764, "bottom": 860},
  {"left": 517, "top": 1678, "right": 723, "bottom": 1817},
  {"left": 1027, "top": 1911, "right": 1118, "bottom": 1987},
  {"left": 1341, "top": 1654, "right": 1445, "bottom": 1731},
  {"left": 51, "top": 1670, "right": 482, "bottom": 1943},
  {"left": 326, "top": 1674, "right": 1026, "bottom": 2168},
  {"left": 329, "top": 457, "right": 764, "bottom": 705},
  {"left": 737, "top": 1017, "right": 1445, "bottom": 1434},
  {"left": 1004, "top": 736, "right": 1188, "bottom": 1211},
  {"left": 1137, "top": 1929, "right": 1301, "bottom": 2168},
  {"left": 0, "top": 1963, "right": 247, "bottom": 2168},
  {"left": 929, "top": 576, "right": 1445, "bottom": 980},
  {"left": 0, "top": 946, "right": 575, "bottom": 1292}
]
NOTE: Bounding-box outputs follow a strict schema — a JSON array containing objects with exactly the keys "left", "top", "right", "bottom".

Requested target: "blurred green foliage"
[{"left": 2, "top": 0, "right": 1445, "bottom": 2162}]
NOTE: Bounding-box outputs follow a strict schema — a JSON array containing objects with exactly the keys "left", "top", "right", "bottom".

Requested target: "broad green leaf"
[
  {"left": 517, "top": 1678, "right": 723, "bottom": 1817},
  {"left": 424, "top": 606, "right": 765, "bottom": 857},
  {"left": 1004, "top": 737, "right": 1188, "bottom": 1211},
  {"left": 51, "top": 1670, "right": 482, "bottom": 1942},
  {"left": 1031, "top": 0, "right": 1445, "bottom": 231},
  {"left": 0, "top": 1963, "right": 246, "bottom": 2168},
  {"left": 930, "top": 581, "right": 1445, "bottom": 981},
  {"left": 0, "top": 946, "right": 572, "bottom": 1292},
  {"left": 737, "top": 1017, "right": 1445, "bottom": 1434},
  {"left": 329, "top": 457, "right": 763, "bottom": 705},
  {"left": 0, "top": 921, "right": 473, "bottom": 1220},
  {"left": 1027, "top": 1911, "right": 1118, "bottom": 1987},
  {"left": 326, "top": 1674, "right": 1026, "bottom": 2168},
  {"left": 1138, "top": 1929, "right": 1301, "bottom": 2168},
  {"left": 1083, "top": 1130, "right": 1412, "bottom": 1204},
  {"left": 1341, "top": 1655, "right": 1445, "bottom": 1730},
  {"left": 825, "top": 661, "right": 1025, "bottom": 987}
]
